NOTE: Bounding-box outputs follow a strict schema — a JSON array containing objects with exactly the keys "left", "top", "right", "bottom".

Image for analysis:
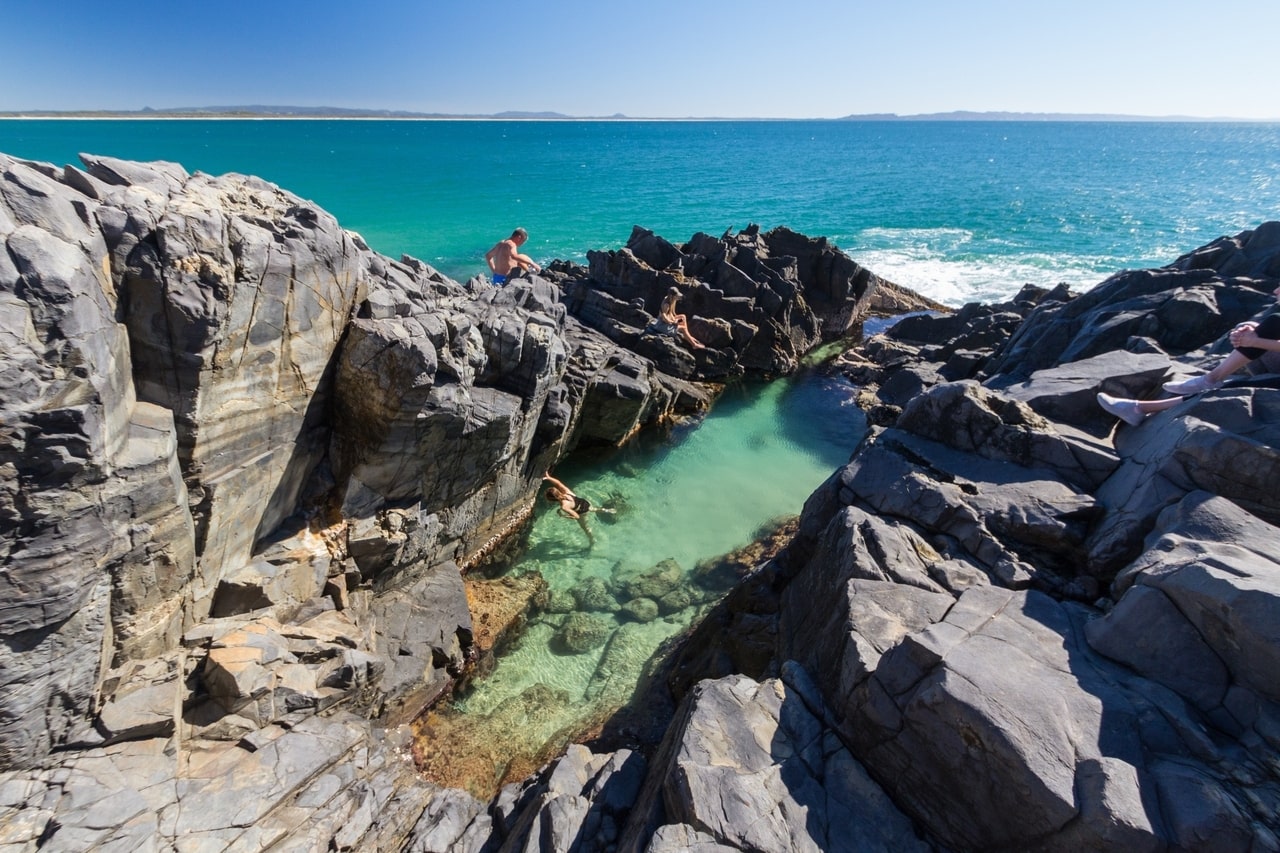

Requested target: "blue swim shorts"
[{"left": 492, "top": 274, "right": 508, "bottom": 286}]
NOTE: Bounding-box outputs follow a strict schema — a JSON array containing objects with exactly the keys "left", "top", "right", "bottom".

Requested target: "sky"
[{"left": 2, "top": 0, "right": 1278, "bottom": 120}]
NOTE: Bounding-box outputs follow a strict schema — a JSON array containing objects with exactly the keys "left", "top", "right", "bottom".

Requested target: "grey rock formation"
[
  {"left": 545, "top": 224, "right": 936, "bottom": 380},
  {"left": 5, "top": 147, "right": 929, "bottom": 851},
  {"left": 480, "top": 743, "right": 648, "bottom": 853},
  {"left": 1098, "top": 491, "right": 1280, "bottom": 716},
  {"left": 618, "top": 664, "right": 930, "bottom": 853},
  {"left": 0, "top": 712, "right": 438, "bottom": 852}
]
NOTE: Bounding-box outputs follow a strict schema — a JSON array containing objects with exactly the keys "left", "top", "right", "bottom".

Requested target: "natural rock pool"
[{"left": 416, "top": 354, "right": 868, "bottom": 796}]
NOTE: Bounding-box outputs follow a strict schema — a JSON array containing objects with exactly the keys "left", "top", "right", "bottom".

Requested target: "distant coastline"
[{"left": 1, "top": 106, "right": 1277, "bottom": 123}]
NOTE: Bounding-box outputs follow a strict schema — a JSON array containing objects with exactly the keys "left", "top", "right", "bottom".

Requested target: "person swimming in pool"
[{"left": 541, "top": 471, "right": 613, "bottom": 545}]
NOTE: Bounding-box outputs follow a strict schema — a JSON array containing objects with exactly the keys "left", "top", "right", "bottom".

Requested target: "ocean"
[{"left": 2, "top": 118, "right": 1278, "bottom": 306}]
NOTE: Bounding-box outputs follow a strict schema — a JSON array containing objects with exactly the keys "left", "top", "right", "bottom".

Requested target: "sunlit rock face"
[{"left": 2, "top": 153, "right": 202, "bottom": 767}]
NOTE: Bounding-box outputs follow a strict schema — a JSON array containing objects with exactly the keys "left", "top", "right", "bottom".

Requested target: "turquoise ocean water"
[
  {"left": 7, "top": 119, "right": 1277, "bottom": 786},
  {"left": 3, "top": 119, "right": 1278, "bottom": 305}
]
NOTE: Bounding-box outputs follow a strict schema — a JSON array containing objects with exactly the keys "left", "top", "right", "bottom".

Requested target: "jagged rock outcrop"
[
  {"left": 412, "top": 223, "right": 1280, "bottom": 851},
  {"left": 463, "top": 218, "right": 1280, "bottom": 848},
  {"left": 543, "top": 224, "right": 943, "bottom": 380},
  {"left": 501, "top": 223, "right": 1280, "bottom": 853}
]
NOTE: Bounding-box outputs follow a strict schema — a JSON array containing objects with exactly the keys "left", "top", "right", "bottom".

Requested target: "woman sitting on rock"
[
  {"left": 645, "top": 287, "right": 705, "bottom": 349},
  {"left": 1098, "top": 290, "right": 1280, "bottom": 425},
  {"left": 542, "top": 472, "right": 615, "bottom": 546}
]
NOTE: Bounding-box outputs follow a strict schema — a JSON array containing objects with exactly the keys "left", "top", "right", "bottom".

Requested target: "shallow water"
[{"left": 423, "top": 359, "right": 866, "bottom": 791}]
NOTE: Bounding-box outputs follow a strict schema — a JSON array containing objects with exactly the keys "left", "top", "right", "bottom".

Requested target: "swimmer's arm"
[{"left": 542, "top": 472, "right": 570, "bottom": 492}]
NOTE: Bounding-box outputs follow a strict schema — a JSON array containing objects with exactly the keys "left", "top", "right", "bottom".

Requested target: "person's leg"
[
  {"left": 674, "top": 315, "right": 704, "bottom": 348},
  {"left": 1166, "top": 313, "right": 1280, "bottom": 394},
  {"left": 1165, "top": 348, "right": 1251, "bottom": 394},
  {"left": 577, "top": 516, "right": 594, "bottom": 546},
  {"left": 1204, "top": 349, "right": 1252, "bottom": 382},
  {"left": 1135, "top": 396, "right": 1183, "bottom": 414},
  {"left": 1097, "top": 392, "right": 1181, "bottom": 426}
]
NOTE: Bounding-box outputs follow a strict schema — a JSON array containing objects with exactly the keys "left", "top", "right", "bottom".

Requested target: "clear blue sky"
[{"left": 3, "top": 0, "right": 1277, "bottom": 119}]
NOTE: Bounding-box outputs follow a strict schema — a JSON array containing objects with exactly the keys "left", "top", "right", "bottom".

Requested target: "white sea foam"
[
  {"left": 843, "top": 227, "right": 1128, "bottom": 307},
  {"left": 850, "top": 250, "right": 1112, "bottom": 306}
]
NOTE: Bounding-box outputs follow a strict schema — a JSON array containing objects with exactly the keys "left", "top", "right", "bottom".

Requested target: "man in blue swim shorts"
[{"left": 485, "top": 227, "right": 541, "bottom": 285}]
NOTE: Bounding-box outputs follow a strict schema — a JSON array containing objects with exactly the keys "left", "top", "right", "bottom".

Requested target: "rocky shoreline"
[{"left": 3, "top": 150, "right": 1280, "bottom": 851}]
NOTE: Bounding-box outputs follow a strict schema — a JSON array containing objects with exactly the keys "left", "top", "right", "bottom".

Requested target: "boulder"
[
  {"left": 617, "top": 557, "right": 684, "bottom": 601},
  {"left": 1095, "top": 491, "right": 1280, "bottom": 714},
  {"left": 619, "top": 597, "right": 659, "bottom": 623},
  {"left": 618, "top": 665, "right": 930, "bottom": 853},
  {"left": 553, "top": 612, "right": 613, "bottom": 655},
  {"left": 570, "top": 576, "right": 620, "bottom": 613}
]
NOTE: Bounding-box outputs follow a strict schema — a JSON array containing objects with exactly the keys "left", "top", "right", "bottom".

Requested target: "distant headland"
[{"left": 1, "top": 105, "right": 1276, "bottom": 122}]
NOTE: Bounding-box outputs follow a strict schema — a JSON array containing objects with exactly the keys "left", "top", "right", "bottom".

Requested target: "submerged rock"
[
  {"left": 464, "top": 572, "right": 549, "bottom": 680},
  {"left": 553, "top": 612, "right": 613, "bottom": 655},
  {"left": 616, "top": 557, "right": 684, "bottom": 600},
  {"left": 544, "top": 587, "right": 578, "bottom": 614},
  {"left": 619, "top": 597, "right": 660, "bottom": 623},
  {"left": 570, "top": 575, "right": 621, "bottom": 613},
  {"left": 416, "top": 683, "right": 576, "bottom": 799}
]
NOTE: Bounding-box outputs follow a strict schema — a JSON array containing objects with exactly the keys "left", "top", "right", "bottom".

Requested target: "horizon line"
[{"left": 2, "top": 107, "right": 1279, "bottom": 123}]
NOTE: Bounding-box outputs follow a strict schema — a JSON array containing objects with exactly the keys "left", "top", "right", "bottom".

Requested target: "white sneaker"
[
  {"left": 1162, "top": 374, "right": 1222, "bottom": 395},
  {"left": 1097, "top": 393, "right": 1147, "bottom": 427}
]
